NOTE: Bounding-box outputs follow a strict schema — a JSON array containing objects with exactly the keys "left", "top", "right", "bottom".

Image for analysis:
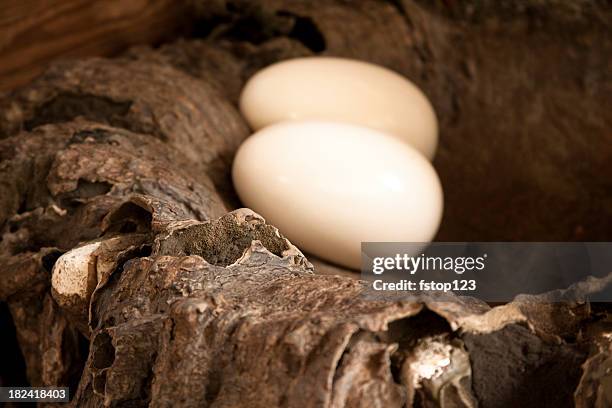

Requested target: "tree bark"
[{"left": 0, "top": 1, "right": 610, "bottom": 407}]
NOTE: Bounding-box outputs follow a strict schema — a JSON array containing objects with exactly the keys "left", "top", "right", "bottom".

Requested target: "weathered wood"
[
  {"left": 0, "top": 0, "right": 192, "bottom": 92},
  {"left": 0, "top": 1, "right": 610, "bottom": 407}
]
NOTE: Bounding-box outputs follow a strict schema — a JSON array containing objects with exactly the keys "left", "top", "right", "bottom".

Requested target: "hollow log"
[{"left": 0, "top": 1, "right": 610, "bottom": 407}]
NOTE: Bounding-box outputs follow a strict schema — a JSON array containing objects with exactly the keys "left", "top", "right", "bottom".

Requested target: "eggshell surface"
[
  {"left": 239, "top": 57, "right": 439, "bottom": 160},
  {"left": 232, "top": 121, "right": 443, "bottom": 269}
]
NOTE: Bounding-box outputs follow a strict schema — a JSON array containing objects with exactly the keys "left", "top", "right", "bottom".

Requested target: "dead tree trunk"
[{"left": 0, "top": 1, "right": 610, "bottom": 407}]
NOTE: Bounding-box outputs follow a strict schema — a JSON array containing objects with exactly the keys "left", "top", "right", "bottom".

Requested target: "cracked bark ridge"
[
  {"left": 0, "top": 58, "right": 250, "bottom": 206},
  {"left": 71, "top": 206, "right": 609, "bottom": 408},
  {"left": 65, "top": 208, "right": 438, "bottom": 407},
  {"left": 0, "top": 120, "right": 226, "bottom": 389}
]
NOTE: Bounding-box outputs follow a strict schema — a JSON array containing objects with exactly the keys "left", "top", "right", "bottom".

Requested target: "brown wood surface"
[{"left": 0, "top": 0, "right": 192, "bottom": 92}]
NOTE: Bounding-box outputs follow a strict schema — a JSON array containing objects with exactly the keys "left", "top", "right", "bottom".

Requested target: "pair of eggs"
[{"left": 233, "top": 57, "right": 443, "bottom": 270}]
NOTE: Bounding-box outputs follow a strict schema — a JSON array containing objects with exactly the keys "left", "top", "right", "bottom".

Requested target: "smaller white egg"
[
  {"left": 232, "top": 121, "right": 443, "bottom": 269},
  {"left": 239, "top": 57, "right": 438, "bottom": 160}
]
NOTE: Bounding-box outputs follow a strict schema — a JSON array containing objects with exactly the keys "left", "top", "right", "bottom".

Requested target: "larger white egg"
[
  {"left": 232, "top": 121, "right": 443, "bottom": 270},
  {"left": 240, "top": 57, "right": 438, "bottom": 160}
]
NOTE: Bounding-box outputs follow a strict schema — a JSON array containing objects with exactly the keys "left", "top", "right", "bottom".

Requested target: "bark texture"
[{"left": 0, "top": 1, "right": 610, "bottom": 407}]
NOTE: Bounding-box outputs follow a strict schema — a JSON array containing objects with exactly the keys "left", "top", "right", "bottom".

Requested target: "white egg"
[
  {"left": 232, "top": 121, "right": 443, "bottom": 270},
  {"left": 240, "top": 57, "right": 438, "bottom": 160}
]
